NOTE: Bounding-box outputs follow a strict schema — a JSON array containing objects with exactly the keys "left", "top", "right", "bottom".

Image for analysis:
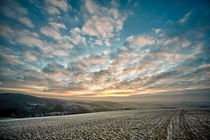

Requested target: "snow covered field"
[{"left": 0, "top": 109, "right": 209, "bottom": 140}]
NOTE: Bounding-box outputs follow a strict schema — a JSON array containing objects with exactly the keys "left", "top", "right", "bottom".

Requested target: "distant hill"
[
  {"left": 0, "top": 93, "right": 134, "bottom": 118},
  {"left": 0, "top": 93, "right": 209, "bottom": 118},
  {"left": 0, "top": 93, "right": 89, "bottom": 117}
]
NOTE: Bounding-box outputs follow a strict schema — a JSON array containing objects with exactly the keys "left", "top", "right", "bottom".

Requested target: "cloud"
[
  {"left": 0, "top": 26, "right": 43, "bottom": 49},
  {"left": 17, "top": 36, "right": 44, "bottom": 48},
  {"left": 0, "top": 53, "right": 23, "bottom": 65},
  {"left": 53, "top": 50, "right": 69, "bottom": 56},
  {"left": 101, "top": 22, "right": 208, "bottom": 93},
  {"left": 149, "top": 52, "right": 185, "bottom": 62},
  {"left": 0, "top": 1, "right": 35, "bottom": 31},
  {"left": 81, "top": 0, "right": 129, "bottom": 46},
  {"left": 68, "top": 61, "right": 86, "bottom": 73},
  {"left": 42, "top": 63, "right": 64, "bottom": 73},
  {"left": 40, "top": 27, "right": 62, "bottom": 40},
  {"left": 84, "top": 0, "right": 99, "bottom": 15},
  {"left": 82, "top": 16, "right": 114, "bottom": 39},
  {"left": 48, "top": 43, "right": 74, "bottom": 50},
  {"left": 179, "top": 12, "right": 191, "bottom": 23},
  {"left": 16, "top": 30, "right": 43, "bottom": 48},
  {"left": 24, "top": 51, "right": 37, "bottom": 61},
  {"left": 46, "top": 0, "right": 71, "bottom": 14},
  {"left": 0, "top": 25, "right": 15, "bottom": 39},
  {"left": 181, "top": 40, "right": 191, "bottom": 48},
  {"left": 0, "top": 47, "right": 19, "bottom": 61},
  {"left": 94, "top": 40, "right": 103, "bottom": 46},
  {"left": 67, "top": 54, "right": 108, "bottom": 75},
  {"left": 163, "top": 37, "right": 179, "bottom": 46},
  {"left": 142, "top": 63, "right": 210, "bottom": 91},
  {"left": 19, "top": 17, "right": 34, "bottom": 28},
  {"left": 126, "top": 35, "right": 156, "bottom": 48},
  {"left": 155, "top": 28, "right": 161, "bottom": 34},
  {"left": 91, "top": 70, "right": 110, "bottom": 83},
  {"left": 69, "top": 28, "right": 86, "bottom": 45},
  {"left": 49, "top": 22, "right": 67, "bottom": 30},
  {"left": 161, "top": 36, "right": 192, "bottom": 53},
  {"left": 84, "top": 55, "right": 107, "bottom": 67},
  {"left": 0, "top": 1, "right": 28, "bottom": 19},
  {"left": 47, "top": 6, "right": 60, "bottom": 14}
]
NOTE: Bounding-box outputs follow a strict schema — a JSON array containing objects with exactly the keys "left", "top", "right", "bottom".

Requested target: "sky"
[{"left": 0, "top": 0, "right": 209, "bottom": 100}]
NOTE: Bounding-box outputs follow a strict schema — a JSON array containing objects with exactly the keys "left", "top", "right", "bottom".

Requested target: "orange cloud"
[{"left": 95, "top": 89, "right": 134, "bottom": 97}]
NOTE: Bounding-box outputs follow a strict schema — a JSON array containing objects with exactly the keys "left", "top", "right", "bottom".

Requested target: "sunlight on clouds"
[
  {"left": 81, "top": 0, "right": 129, "bottom": 46},
  {"left": 45, "top": 0, "right": 69, "bottom": 12},
  {"left": 96, "top": 94, "right": 130, "bottom": 97},
  {"left": 40, "top": 27, "right": 62, "bottom": 40},
  {"left": 53, "top": 50, "right": 69, "bottom": 56},
  {"left": 19, "top": 17, "right": 34, "bottom": 28},
  {"left": 96, "top": 89, "right": 134, "bottom": 97}
]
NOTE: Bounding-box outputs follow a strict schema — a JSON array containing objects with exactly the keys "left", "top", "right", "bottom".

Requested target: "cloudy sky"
[{"left": 0, "top": 0, "right": 209, "bottom": 100}]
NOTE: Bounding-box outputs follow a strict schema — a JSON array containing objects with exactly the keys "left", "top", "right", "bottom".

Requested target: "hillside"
[{"left": 0, "top": 93, "right": 134, "bottom": 118}]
